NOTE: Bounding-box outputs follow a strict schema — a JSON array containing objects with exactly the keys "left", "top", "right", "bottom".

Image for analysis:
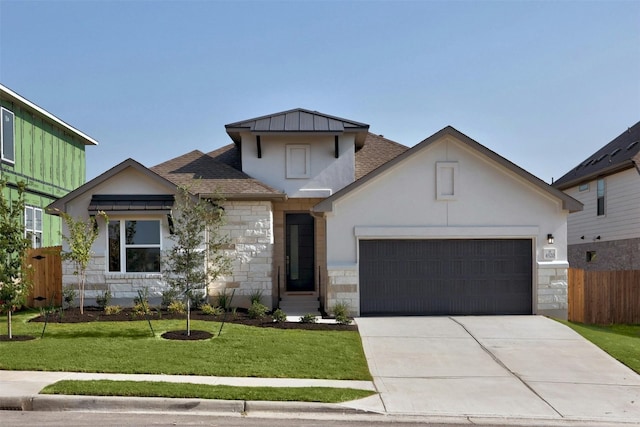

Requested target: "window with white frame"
[
  {"left": 25, "top": 206, "right": 43, "bottom": 248},
  {"left": 108, "top": 219, "right": 161, "bottom": 273},
  {"left": 1, "top": 107, "right": 15, "bottom": 164}
]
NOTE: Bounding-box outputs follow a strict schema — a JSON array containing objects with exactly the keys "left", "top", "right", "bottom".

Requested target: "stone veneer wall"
[
  {"left": 326, "top": 265, "right": 359, "bottom": 316},
  {"left": 63, "top": 254, "right": 167, "bottom": 307},
  {"left": 569, "top": 238, "right": 640, "bottom": 271},
  {"left": 62, "top": 201, "right": 274, "bottom": 308},
  {"left": 210, "top": 201, "right": 274, "bottom": 309},
  {"left": 536, "top": 264, "right": 568, "bottom": 319}
]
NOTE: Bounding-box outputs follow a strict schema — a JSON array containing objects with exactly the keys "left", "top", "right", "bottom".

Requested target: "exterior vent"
[
  {"left": 610, "top": 148, "right": 621, "bottom": 157},
  {"left": 627, "top": 141, "right": 638, "bottom": 150}
]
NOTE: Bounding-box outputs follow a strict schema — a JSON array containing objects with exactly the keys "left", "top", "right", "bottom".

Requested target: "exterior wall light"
[{"left": 547, "top": 234, "right": 554, "bottom": 245}]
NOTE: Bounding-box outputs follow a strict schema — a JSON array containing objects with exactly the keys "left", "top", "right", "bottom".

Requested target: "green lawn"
[
  {"left": 556, "top": 320, "right": 640, "bottom": 374},
  {"left": 42, "top": 380, "right": 375, "bottom": 403},
  {"left": 0, "top": 311, "right": 371, "bottom": 381}
]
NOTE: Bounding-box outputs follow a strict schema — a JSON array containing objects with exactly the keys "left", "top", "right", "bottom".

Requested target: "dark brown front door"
[{"left": 286, "top": 213, "right": 315, "bottom": 292}]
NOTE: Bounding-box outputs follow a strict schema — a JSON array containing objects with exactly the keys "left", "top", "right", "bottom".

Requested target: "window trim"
[
  {"left": 285, "top": 144, "right": 311, "bottom": 179},
  {"left": 25, "top": 206, "right": 43, "bottom": 248},
  {"left": 436, "top": 161, "right": 458, "bottom": 201},
  {"left": 1, "top": 107, "right": 15, "bottom": 164},
  {"left": 108, "top": 218, "right": 162, "bottom": 273}
]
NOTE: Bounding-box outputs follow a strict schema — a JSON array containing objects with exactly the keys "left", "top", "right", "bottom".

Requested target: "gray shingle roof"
[
  {"left": 356, "top": 133, "right": 409, "bottom": 179},
  {"left": 150, "top": 150, "right": 284, "bottom": 199},
  {"left": 225, "top": 108, "right": 370, "bottom": 146},
  {"left": 553, "top": 120, "right": 640, "bottom": 190}
]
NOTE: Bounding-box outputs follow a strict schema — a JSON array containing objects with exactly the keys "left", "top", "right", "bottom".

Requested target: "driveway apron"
[{"left": 355, "top": 316, "right": 640, "bottom": 422}]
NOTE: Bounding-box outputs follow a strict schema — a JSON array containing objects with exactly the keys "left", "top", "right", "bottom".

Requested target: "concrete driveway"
[{"left": 353, "top": 316, "right": 640, "bottom": 423}]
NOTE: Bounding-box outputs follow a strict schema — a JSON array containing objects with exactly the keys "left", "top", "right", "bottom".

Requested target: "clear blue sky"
[{"left": 1, "top": 0, "right": 639, "bottom": 183}]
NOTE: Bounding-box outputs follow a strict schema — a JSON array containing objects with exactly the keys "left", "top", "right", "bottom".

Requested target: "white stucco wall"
[
  {"left": 239, "top": 133, "right": 356, "bottom": 197},
  {"left": 323, "top": 135, "right": 570, "bottom": 316}
]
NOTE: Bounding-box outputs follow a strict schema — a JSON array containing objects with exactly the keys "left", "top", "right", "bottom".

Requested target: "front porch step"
[{"left": 278, "top": 296, "right": 321, "bottom": 317}]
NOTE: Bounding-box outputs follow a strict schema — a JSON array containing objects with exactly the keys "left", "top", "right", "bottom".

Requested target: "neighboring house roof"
[
  {"left": 552, "top": 120, "right": 640, "bottom": 190},
  {"left": 225, "top": 108, "right": 370, "bottom": 147},
  {"left": 314, "top": 126, "right": 583, "bottom": 214},
  {"left": 47, "top": 158, "right": 180, "bottom": 214},
  {"left": 0, "top": 83, "right": 99, "bottom": 146},
  {"left": 150, "top": 150, "right": 285, "bottom": 200}
]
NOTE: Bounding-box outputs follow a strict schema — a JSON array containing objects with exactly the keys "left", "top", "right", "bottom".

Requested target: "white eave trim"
[{"left": 0, "top": 84, "right": 98, "bottom": 146}]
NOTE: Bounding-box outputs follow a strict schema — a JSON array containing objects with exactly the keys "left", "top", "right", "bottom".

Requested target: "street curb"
[
  {"left": 30, "top": 395, "right": 245, "bottom": 413},
  {"left": 7, "top": 394, "right": 368, "bottom": 415}
]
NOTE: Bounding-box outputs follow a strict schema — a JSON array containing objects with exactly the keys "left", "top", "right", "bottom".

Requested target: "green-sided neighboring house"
[{"left": 0, "top": 83, "right": 98, "bottom": 247}]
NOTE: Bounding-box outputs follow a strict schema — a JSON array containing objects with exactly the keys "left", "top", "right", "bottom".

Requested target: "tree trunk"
[
  {"left": 186, "top": 297, "right": 191, "bottom": 336},
  {"left": 7, "top": 310, "right": 12, "bottom": 339}
]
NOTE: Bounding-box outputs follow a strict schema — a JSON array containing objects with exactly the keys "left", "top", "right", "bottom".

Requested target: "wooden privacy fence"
[
  {"left": 25, "top": 246, "right": 62, "bottom": 308},
  {"left": 568, "top": 268, "right": 640, "bottom": 324}
]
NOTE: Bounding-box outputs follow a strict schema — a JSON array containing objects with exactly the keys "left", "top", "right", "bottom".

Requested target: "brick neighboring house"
[
  {"left": 1, "top": 83, "right": 97, "bottom": 248},
  {"left": 49, "top": 109, "right": 580, "bottom": 317},
  {"left": 553, "top": 120, "right": 640, "bottom": 270}
]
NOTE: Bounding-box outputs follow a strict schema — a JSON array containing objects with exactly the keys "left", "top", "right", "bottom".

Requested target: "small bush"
[
  {"left": 167, "top": 300, "right": 186, "bottom": 314},
  {"left": 95, "top": 290, "right": 112, "bottom": 310},
  {"left": 104, "top": 305, "right": 122, "bottom": 315},
  {"left": 189, "top": 289, "right": 207, "bottom": 310},
  {"left": 62, "top": 286, "right": 75, "bottom": 309},
  {"left": 272, "top": 308, "right": 287, "bottom": 323},
  {"left": 216, "top": 290, "right": 233, "bottom": 311},
  {"left": 299, "top": 313, "right": 317, "bottom": 324},
  {"left": 161, "top": 288, "right": 179, "bottom": 309},
  {"left": 201, "top": 303, "right": 224, "bottom": 316},
  {"left": 248, "top": 288, "right": 263, "bottom": 305},
  {"left": 331, "top": 301, "right": 352, "bottom": 325},
  {"left": 248, "top": 302, "right": 268, "bottom": 319}
]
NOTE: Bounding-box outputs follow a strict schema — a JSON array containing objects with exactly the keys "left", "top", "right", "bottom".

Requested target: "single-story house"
[{"left": 48, "top": 109, "right": 582, "bottom": 317}]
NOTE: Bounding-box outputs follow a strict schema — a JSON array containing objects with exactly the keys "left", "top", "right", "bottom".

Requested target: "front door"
[{"left": 286, "top": 213, "right": 315, "bottom": 292}]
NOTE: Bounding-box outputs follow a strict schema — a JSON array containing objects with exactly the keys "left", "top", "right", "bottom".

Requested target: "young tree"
[
  {"left": 163, "top": 186, "right": 232, "bottom": 336},
  {"left": 58, "top": 210, "right": 108, "bottom": 315},
  {"left": 0, "top": 180, "right": 33, "bottom": 339}
]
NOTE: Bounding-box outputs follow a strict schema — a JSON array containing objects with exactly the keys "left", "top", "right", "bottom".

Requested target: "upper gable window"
[
  {"left": 1, "top": 107, "right": 15, "bottom": 164},
  {"left": 578, "top": 183, "right": 589, "bottom": 192},
  {"left": 286, "top": 144, "right": 310, "bottom": 179}
]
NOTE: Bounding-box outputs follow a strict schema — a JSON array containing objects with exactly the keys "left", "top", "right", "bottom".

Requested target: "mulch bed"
[
  {"left": 0, "top": 335, "right": 36, "bottom": 342},
  {"left": 28, "top": 307, "right": 357, "bottom": 332}
]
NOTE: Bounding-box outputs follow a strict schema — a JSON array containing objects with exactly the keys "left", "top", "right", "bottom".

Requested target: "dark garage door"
[{"left": 359, "top": 239, "right": 532, "bottom": 316}]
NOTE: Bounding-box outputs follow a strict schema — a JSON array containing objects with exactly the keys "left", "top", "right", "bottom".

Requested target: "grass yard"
[
  {"left": 41, "top": 380, "right": 375, "bottom": 403},
  {"left": 556, "top": 320, "right": 640, "bottom": 374},
  {"left": 0, "top": 311, "right": 371, "bottom": 381}
]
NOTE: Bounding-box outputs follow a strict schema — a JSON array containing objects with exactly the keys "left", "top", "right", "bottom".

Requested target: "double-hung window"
[
  {"left": 108, "top": 219, "right": 161, "bottom": 272},
  {"left": 25, "top": 206, "right": 43, "bottom": 248},
  {"left": 1, "top": 107, "right": 15, "bottom": 164},
  {"left": 597, "top": 178, "right": 605, "bottom": 216}
]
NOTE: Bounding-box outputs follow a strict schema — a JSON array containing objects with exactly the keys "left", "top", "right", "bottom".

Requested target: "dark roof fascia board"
[
  {"left": 553, "top": 161, "right": 637, "bottom": 190},
  {"left": 47, "top": 158, "right": 183, "bottom": 214},
  {"left": 313, "top": 126, "right": 583, "bottom": 214},
  {"left": 0, "top": 83, "right": 99, "bottom": 146}
]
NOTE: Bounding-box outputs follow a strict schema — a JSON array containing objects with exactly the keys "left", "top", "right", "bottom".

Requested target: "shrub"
[
  {"left": 189, "top": 289, "right": 207, "bottom": 310},
  {"left": 104, "top": 305, "right": 122, "bottom": 315},
  {"left": 167, "top": 300, "right": 186, "bottom": 314},
  {"left": 216, "top": 290, "right": 233, "bottom": 311},
  {"left": 62, "top": 286, "right": 75, "bottom": 309},
  {"left": 161, "top": 288, "right": 179, "bottom": 309},
  {"left": 272, "top": 308, "right": 287, "bottom": 323},
  {"left": 248, "top": 301, "right": 268, "bottom": 319},
  {"left": 331, "top": 301, "right": 352, "bottom": 325},
  {"left": 132, "top": 302, "right": 151, "bottom": 317},
  {"left": 299, "top": 313, "right": 317, "bottom": 324},
  {"left": 201, "top": 303, "right": 224, "bottom": 316},
  {"left": 248, "top": 288, "right": 263, "bottom": 305},
  {"left": 95, "top": 290, "right": 112, "bottom": 310}
]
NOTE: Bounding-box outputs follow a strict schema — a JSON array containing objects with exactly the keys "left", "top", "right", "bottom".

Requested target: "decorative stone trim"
[{"left": 326, "top": 265, "right": 359, "bottom": 316}]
